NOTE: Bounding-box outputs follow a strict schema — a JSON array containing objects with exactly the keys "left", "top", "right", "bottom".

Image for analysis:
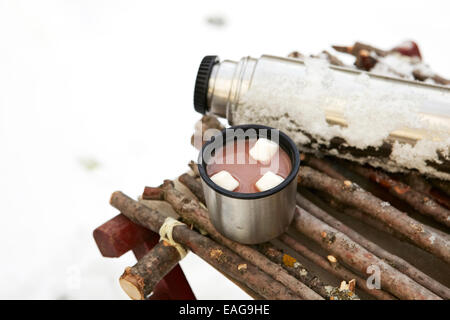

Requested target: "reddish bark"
[
  {"left": 142, "top": 187, "right": 164, "bottom": 200},
  {"left": 349, "top": 164, "right": 450, "bottom": 227},
  {"left": 392, "top": 41, "right": 421, "bottom": 59}
]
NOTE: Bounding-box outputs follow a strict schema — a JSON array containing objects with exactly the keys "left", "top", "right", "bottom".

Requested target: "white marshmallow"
[
  {"left": 249, "top": 138, "right": 279, "bottom": 164},
  {"left": 210, "top": 170, "right": 239, "bottom": 191},
  {"left": 255, "top": 171, "right": 284, "bottom": 192}
]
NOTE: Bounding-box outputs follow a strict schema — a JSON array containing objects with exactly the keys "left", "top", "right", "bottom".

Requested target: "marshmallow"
[
  {"left": 255, "top": 171, "right": 284, "bottom": 192},
  {"left": 249, "top": 138, "right": 279, "bottom": 164},
  {"left": 210, "top": 170, "right": 239, "bottom": 191}
]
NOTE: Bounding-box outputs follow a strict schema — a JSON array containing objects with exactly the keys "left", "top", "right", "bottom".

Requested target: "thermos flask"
[{"left": 193, "top": 55, "right": 450, "bottom": 180}]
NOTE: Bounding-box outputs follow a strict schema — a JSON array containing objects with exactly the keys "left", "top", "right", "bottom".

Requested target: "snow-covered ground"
[{"left": 0, "top": 0, "right": 448, "bottom": 299}]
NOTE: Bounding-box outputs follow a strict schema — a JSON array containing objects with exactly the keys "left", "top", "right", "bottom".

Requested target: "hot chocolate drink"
[{"left": 206, "top": 138, "right": 292, "bottom": 193}]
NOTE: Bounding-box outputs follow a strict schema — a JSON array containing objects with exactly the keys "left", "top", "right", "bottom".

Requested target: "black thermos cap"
[{"left": 193, "top": 55, "right": 218, "bottom": 114}]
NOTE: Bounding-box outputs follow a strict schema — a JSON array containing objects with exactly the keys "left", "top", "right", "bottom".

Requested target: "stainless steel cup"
[{"left": 198, "top": 124, "right": 300, "bottom": 244}]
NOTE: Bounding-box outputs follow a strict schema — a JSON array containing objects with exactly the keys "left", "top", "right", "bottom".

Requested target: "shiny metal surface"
[
  {"left": 200, "top": 174, "right": 297, "bottom": 244},
  {"left": 205, "top": 54, "right": 450, "bottom": 144},
  {"left": 207, "top": 57, "right": 257, "bottom": 123},
  {"left": 198, "top": 124, "right": 300, "bottom": 244}
]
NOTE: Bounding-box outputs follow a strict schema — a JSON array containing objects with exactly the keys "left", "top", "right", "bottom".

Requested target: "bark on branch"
[
  {"left": 110, "top": 191, "right": 301, "bottom": 300},
  {"left": 402, "top": 172, "right": 450, "bottom": 210},
  {"left": 255, "top": 242, "right": 357, "bottom": 300},
  {"left": 119, "top": 241, "right": 181, "bottom": 300},
  {"left": 278, "top": 233, "right": 396, "bottom": 300},
  {"left": 175, "top": 174, "right": 353, "bottom": 299},
  {"left": 298, "top": 166, "right": 450, "bottom": 265},
  {"left": 296, "top": 193, "right": 450, "bottom": 299},
  {"left": 347, "top": 164, "right": 450, "bottom": 227},
  {"left": 160, "top": 180, "right": 323, "bottom": 300},
  {"left": 178, "top": 173, "right": 205, "bottom": 204},
  {"left": 292, "top": 205, "right": 442, "bottom": 299}
]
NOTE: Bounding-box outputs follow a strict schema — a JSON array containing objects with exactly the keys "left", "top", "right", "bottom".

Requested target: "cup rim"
[{"left": 197, "top": 124, "right": 300, "bottom": 200}]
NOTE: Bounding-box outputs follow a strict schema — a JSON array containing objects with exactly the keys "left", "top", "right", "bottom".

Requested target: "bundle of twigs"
[
  {"left": 110, "top": 190, "right": 303, "bottom": 300},
  {"left": 98, "top": 157, "right": 450, "bottom": 299},
  {"left": 109, "top": 169, "right": 446, "bottom": 299},
  {"left": 298, "top": 156, "right": 450, "bottom": 299},
  {"left": 174, "top": 114, "right": 448, "bottom": 300},
  {"left": 178, "top": 169, "right": 447, "bottom": 299}
]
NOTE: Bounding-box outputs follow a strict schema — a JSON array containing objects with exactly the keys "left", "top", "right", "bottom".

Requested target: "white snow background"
[{"left": 0, "top": 0, "right": 449, "bottom": 299}]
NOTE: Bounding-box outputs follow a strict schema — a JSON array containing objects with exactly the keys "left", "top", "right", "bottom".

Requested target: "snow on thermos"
[{"left": 193, "top": 55, "right": 450, "bottom": 180}]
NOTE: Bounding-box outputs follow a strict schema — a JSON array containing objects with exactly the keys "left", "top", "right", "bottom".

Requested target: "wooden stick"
[
  {"left": 160, "top": 180, "right": 323, "bottom": 300},
  {"left": 332, "top": 42, "right": 450, "bottom": 84},
  {"left": 180, "top": 168, "right": 434, "bottom": 298},
  {"left": 306, "top": 156, "right": 423, "bottom": 215},
  {"left": 278, "top": 234, "right": 396, "bottom": 300},
  {"left": 320, "top": 190, "right": 450, "bottom": 246},
  {"left": 412, "top": 70, "right": 450, "bottom": 85},
  {"left": 299, "top": 166, "right": 450, "bottom": 264},
  {"left": 131, "top": 204, "right": 260, "bottom": 300},
  {"left": 178, "top": 173, "right": 205, "bottom": 204},
  {"left": 302, "top": 155, "right": 417, "bottom": 216},
  {"left": 288, "top": 51, "right": 305, "bottom": 59},
  {"left": 302, "top": 154, "right": 346, "bottom": 181},
  {"left": 322, "top": 194, "right": 411, "bottom": 242},
  {"left": 119, "top": 241, "right": 181, "bottom": 300},
  {"left": 188, "top": 160, "right": 200, "bottom": 177},
  {"left": 296, "top": 193, "right": 450, "bottom": 299},
  {"left": 431, "top": 179, "right": 450, "bottom": 198},
  {"left": 356, "top": 49, "right": 379, "bottom": 71},
  {"left": 402, "top": 172, "right": 450, "bottom": 210},
  {"left": 110, "top": 191, "right": 301, "bottom": 300},
  {"left": 176, "top": 174, "right": 344, "bottom": 299},
  {"left": 292, "top": 205, "right": 441, "bottom": 300},
  {"left": 142, "top": 187, "right": 164, "bottom": 200},
  {"left": 305, "top": 154, "right": 450, "bottom": 216},
  {"left": 255, "top": 242, "right": 356, "bottom": 300},
  {"left": 347, "top": 164, "right": 450, "bottom": 227},
  {"left": 392, "top": 41, "right": 422, "bottom": 59},
  {"left": 429, "top": 188, "right": 450, "bottom": 210},
  {"left": 332, "top": 42, "right": 388, "bottom": 58}
]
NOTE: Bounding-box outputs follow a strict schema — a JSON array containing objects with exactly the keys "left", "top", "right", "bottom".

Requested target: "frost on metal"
[{"left": 233, "top": 58, "right": 450, "bottom": 180}]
